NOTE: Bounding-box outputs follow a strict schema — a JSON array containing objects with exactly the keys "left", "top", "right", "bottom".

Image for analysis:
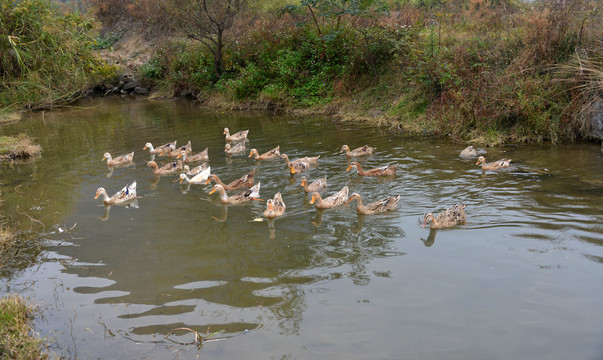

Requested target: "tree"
[{"left": 172, "top": 0, "right": 247, "bottom": 79}]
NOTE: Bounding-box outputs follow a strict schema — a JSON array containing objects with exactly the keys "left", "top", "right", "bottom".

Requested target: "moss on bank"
[
  {"left": 0, "top": 294, "right": 49, "bottom": 359},
  {"left": 0, "top": 134, "right": 42, "bottom": 160}
]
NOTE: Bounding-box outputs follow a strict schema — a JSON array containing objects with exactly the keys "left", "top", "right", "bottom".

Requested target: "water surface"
[{"left": 1, "top": 97, "right": 602, "bottom": 359}]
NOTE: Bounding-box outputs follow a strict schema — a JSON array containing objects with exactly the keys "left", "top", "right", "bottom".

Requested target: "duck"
[
  {"left": 205, "top": 169, "right": 255, "bottom": 190},
  {"left": 459, "top": 145, "right": 486, "bottom": 158},
  {"left": 183, "top": 163, "right": 208, "bottom": 176},
  {"left": 421, "top": 203, "right": 467, "bottom": 229},
  {"left": 223, "top": 127, "right": 249, "bottom": 142},
  {"left": 177, "top": 148, "right": 209, "bottom": 163},
  {"left": 459, "top": 145, "right": 477, "bottom": 158},
  {"left": 289, "top": 161, "right": 310, "bottom": 174},
  {"left": 178, "top": 165, "right": 211, "bottom": 184},
  {"left": 346, "top": 161, "right": 398, "bottom": 177},
  {"left": 161, "top": 141, "right": 192, "bottom": 157},
  {"left": 310, "top": 186, "right": 349, "bottom": 210},
  {"left": 300, "top": 176, "right": 327, "bottom": 193},
  {"left": 346, "top": 193, "right": 400, "bottom": 215},
  {"left": 249, "top": 146, "right": 280, "bottom": 160},
  {"left": 264, "top": 192, "right": 286, "bottom": 219},
  {"left": 225, "top": 142, "right": 246, "bottom": 155},
  {"left": 95, "top": 181, "right": 137, "bottom": 205},
  {"left": 209, "top": 182, "right": 261, "bottom": 204},
  {"left": 475, "top": 156, "right": 511, "bottom": 171},
  {"left": 280, "top": 153, "right": 320, "bottom": 167},
  {"left": 145, "top": 160, "right": 183, "bottom": 175},
  {"left": 143, "top": 141, "right": 176, "bottom": 155},
  {"left": 102, "top": 152, "right": 134, "bottom": 166},
  {"left": 340, "top": 145, "right": 375, "bottom": 157}
]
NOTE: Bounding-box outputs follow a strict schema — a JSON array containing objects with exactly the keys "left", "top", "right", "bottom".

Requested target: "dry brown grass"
[
  {"left": 0, "top": 112, "right": 21, "bottom": 124},
  {"left": 0, "top": 226, "right": 16, "bottom": 258},
  {"left": 0, "top": 134, "right": 41, "bottom": 160}
]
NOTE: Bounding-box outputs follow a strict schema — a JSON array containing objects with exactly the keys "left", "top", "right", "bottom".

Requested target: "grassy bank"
[
  {"left": 0, "top": 294, "right": 49, "bottom": 359},
  {"left": 0, "top": 0, "right": 116, "bottom": 111},
  {"left": 94, "top": 0, "right": 601, "bottom": 144},
  {"left": 0, "top": 134, "right": 41, "bottom": 160}
]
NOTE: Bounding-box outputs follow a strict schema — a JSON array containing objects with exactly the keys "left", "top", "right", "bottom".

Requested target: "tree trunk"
[{"left": 214, "top": 29, "right": 223, "bottom": 78}]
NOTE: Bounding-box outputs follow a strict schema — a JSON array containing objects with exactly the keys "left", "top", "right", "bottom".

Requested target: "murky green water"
[{"left": 1, "top": 97, "right": 602, "bottom": 359}]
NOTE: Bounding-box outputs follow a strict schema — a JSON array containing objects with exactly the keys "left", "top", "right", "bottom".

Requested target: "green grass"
[{"left": 0, "top": 294, "right": 49, "bottom": 359}]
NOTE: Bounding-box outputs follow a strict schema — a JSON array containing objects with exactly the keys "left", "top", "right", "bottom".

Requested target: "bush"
[{"left": 0, "top": 0, "right": 115, "bottom": 110}]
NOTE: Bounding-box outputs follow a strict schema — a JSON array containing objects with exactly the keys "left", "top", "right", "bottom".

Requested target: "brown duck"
[{"left": 346, "top": 161, "right": 398, "bottom": 177}]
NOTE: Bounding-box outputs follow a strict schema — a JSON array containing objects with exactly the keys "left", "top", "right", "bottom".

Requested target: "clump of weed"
[
  {"left": 0, "top": 294, "right": 49, "bottom": 359},
  {"left": 0, "top": 134, "right": 41, "bottom": 160}
]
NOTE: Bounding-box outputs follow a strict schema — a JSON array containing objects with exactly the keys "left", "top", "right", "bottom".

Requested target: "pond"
[{"left": 1, "top": 97, "right": 602, "bottom": 360}]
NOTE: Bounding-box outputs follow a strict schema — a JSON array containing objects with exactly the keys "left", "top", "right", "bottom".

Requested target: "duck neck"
[
  {"left": 354, "top": 163, "right": 364, "bottom": 174},
  {"left": 302, "top": 182, "right": 309, "bottom": 192},
  {"left": 429, "top": 215, "right": 440, "bottom": 229},
  {"left": 354, "top": 196, "right": 365, "bottom": 211},
  {"left": 100, "top": 190, "right": 110, "bottom": 203},
  {"left": 147, "top": 144, "right": 155, "bottom": 152},
  {"left": 212, "top": 175, "right": 225, "bottom": 186},
  {"left": 216, "top": 186, "right": 228, "bottom": 201},
  {"left": 282, "top": 155, "right": 291, "bottom": 167},
  {"left": 313, "top": 193, "right": 323, "bottom": 206}
]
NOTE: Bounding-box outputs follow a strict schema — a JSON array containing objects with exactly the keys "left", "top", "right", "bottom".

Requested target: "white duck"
[{"left": 178, "top": 165, "right": 211, "bottom": 184}]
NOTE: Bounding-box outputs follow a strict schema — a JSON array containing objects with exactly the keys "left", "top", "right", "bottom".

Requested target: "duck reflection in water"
[
  {"left": 105, "top": 162, "right": 134, "bottom": 178},
  {"left": 149, "top": 175, "right": 160, "bottom": 190},
  {"left": 98, "top": 199, "right": 139, "bottom": 221},
  {"left": 351, "top": 214, "right": 366, "bottom": 233},
  {"left": 311, "top": 210, "right": 324, "bottom": 227},
  {"left": 420, "top": 228, "right": 438, "bottom": 247},
  {"left": 211, "top": 204, "right": 229, "bottom": 222}
]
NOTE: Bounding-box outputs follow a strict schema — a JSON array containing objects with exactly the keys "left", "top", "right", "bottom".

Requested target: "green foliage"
[
  {"left": 91, "top": 31, "right": 122, "bottom": 50},
  {"left": 136, "top": 0, "right": 600, "bottom": 142},
  {"left": 0, "top": 0, "right": 114, "bottom": 110}
]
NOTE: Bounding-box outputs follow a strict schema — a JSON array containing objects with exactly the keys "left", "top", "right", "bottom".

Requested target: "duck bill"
[
  {"left": 346, "top": 165, "right": 352, "bottom": 171},
  {"left": 310, "top": 196, "right": 316, "bottom": 205},
  {"left": 248, "top": 152, "right": 253, "bottom": 158},
  {"left": 94, "top": 192, "right": 100, "bottom": 199},
  {"left": 176, "top": 153, "right": 182, "bottom": 159},
  {"left": 290, "top": 166, "right": 296, "bottom": 174},
  {"left": 209, "top": 188, "right": 216, "bottom": 195}
]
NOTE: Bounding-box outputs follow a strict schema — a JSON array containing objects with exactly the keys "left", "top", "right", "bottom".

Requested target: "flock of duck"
[{"left": 95, "top": 128, "right": 512, "bottom": 230}]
